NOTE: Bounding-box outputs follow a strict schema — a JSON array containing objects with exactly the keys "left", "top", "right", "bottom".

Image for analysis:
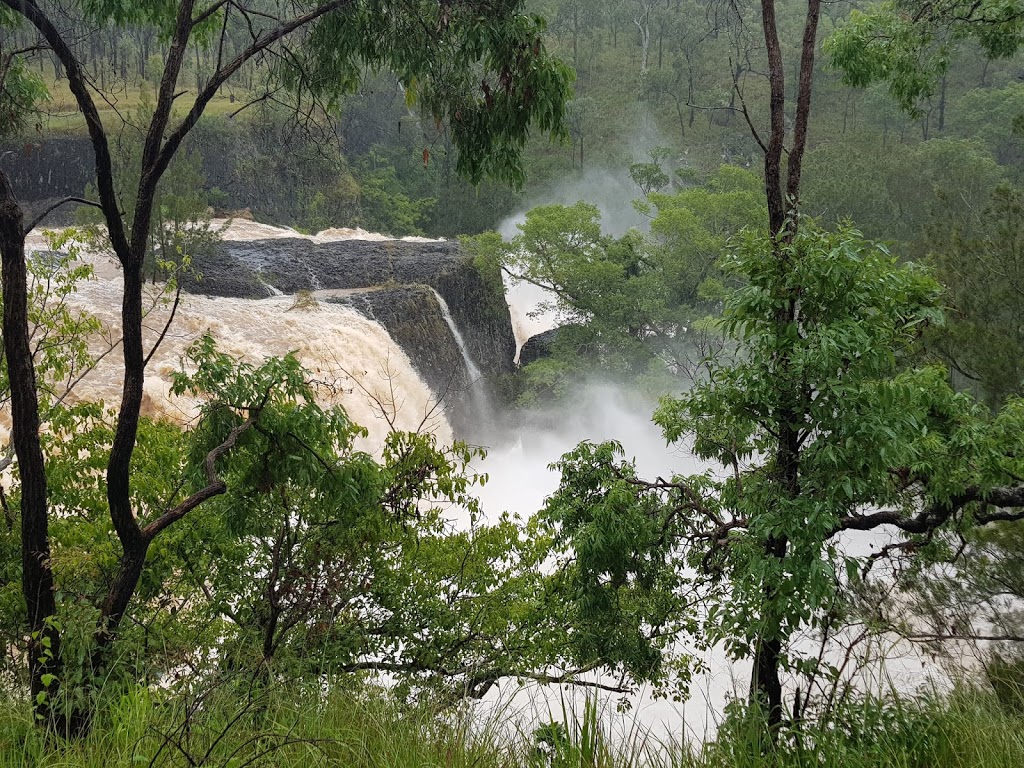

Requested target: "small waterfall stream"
[{"left": 429, "top": 288, "right": 482, "bottom": 382}]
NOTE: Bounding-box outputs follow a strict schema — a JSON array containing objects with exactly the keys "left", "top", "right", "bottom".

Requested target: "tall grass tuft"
[{"left": 4, "top": 679, "right": 1024, "bottom": 767}]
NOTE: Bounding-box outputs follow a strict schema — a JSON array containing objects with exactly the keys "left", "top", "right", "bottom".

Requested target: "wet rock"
[
  {"left": 519, "top": 328, "right": 562, "bottom": 367},
  {"left": 185, "top": 238, "right": 515, "bottom": 435},
  {"left": 0, "top": 138, "right": 94, "bottom": 203},
  {"left": 186, "top": 237, "right": 515, "bottom": 381},
  {"left": 324, "top": 286, "right": 483, "bottom": 435}
]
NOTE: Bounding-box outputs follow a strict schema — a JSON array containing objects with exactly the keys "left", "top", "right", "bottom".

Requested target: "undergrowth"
[{"left": 2, "top": 679, "right": 1024, "bottom": 767}]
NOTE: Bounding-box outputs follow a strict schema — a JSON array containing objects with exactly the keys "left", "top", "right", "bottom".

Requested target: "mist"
[{"left": 467, "top": 379, "right": 946, "bottom": 740}]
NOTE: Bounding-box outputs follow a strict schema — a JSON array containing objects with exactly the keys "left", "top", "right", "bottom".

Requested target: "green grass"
[
  {"left": 27, "top": 75, "right": 248, "bottom": 135},
  {"left": 0, "top": 680, "right": 520, "bottom": 768},
  {"left": 680, "top": 688, "right": 1024, "bottom": 768},
  {"left": 3, "top": 680, "right": 1024, "bottom": 767}
]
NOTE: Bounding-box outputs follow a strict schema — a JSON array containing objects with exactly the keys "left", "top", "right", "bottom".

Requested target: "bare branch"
[
  {"left": 142, "top": 281, "right": 183, "bottom": 367},
  {"left": 152, "top": 1, "right": 352, "bottom": 190},
  {"left": 23, "top": 197, "right": 102, "bottom": 234}
]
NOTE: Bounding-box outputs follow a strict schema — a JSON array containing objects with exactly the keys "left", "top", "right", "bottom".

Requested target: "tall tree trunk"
[
  {"left": 785, "top": 0, "right": 821, "bottom": 214},
  {"left": 635, "top": 7, "right": 651, "bottom": 76},
  {"left": 937, "top": 74, "right": 947, "bottom": 132},
  {"left": 750, "top": 625, "right": 784, "bottom": 730},
  {"left": 0, "top": 170, "right": 64, "bottom": 732},
  {"left": 749, "top": 0, "right": 821, "bottom": 735},
  {"left": 760, "top": 0, "right": 786, "bottom": 236},
  {"left": 688, "top": 71, "right": 696, "bottom": 127},
  {"left": 572, "top": 9, "right": 579, "bottom": 69}
]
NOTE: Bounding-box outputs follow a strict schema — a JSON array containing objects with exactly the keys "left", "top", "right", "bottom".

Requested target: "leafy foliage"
[
  {"left": 162, "top": 337, "right": 573, "bottom": 694},
  {"left": 924, "top": 185, "right": 1024, "bottom": 405},
  {"left": 287, "top": 0, "right": 573, "bottom": 188},
  {"left": 543, "top": 223, "right": 1024, "bottom": 698},
  {"left": 469, "top": 166, "right": 763, "bottom": 399},
  {"left": 0, "top": 238, "right": 100, "bottom": 412},
  {"left": 827, "top": 0, "right": 1024, "bottom": 114},
  {"left": 0, "top": 56, "right": 46, "bottom": 139}
]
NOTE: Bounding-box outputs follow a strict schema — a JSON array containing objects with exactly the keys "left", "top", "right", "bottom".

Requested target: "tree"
[
  {"left": 924, "top": 185, "right": 1024, "bottom": 407},
  {"left": 154, "top": 337, "right": 572, "bottom": 698},
  {"left": 540, "top": 0, "right": 1024, "bottom": 738},
  {"left": 632, "top": 0, "right": 659, "bottom": 76},
  {"left": 827, "top": 0, "right": 1024, "bottom": 115},
  {"left": 469, "top": 165, "right": 763, "bottom": 398},
  {"left": 801, "top": 137, "right": 1005, "bottom": 248},
  {"left": 552, "top": 0, "right": 604, "bottom": 71},
  {"left": 544, "top": 224, "right": 1024, "bottom": 737},
  {"left": 0, "top": 12, "right": 46, "bottom": 137},
  {"left": 0, "top": 0, "right": 571, "bottom": 735}
]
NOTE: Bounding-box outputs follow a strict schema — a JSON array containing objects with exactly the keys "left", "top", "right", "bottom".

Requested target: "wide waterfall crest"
[{"left": 18, "top": 225, "right": 453, "bottom": 454}]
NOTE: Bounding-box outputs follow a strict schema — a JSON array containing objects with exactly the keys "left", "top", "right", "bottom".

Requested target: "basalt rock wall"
[
  {"left": 2, "top": 137, "right": 94, "bottom": 202},
  {"left": 3, "top": 126, "right": 351, "bottom": 227},
  {"left": 327, "top": 287, "right": 466, "bottom": 404},
  {"left": 186, "top": 238, "right": 515, "bottom": 435}
]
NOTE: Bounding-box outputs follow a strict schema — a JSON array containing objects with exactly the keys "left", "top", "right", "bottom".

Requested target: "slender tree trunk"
[
  {"left": 785, "top": 0, "right": 821, "bottom": 211},
  {"left": 688, "top": 71, "right": 696, "bottom": 127},
  {"left": 760, "top": 0, "right": 786, "bottom": 236},
  {"left": 0, "top": 170, "right": 65, "bottom": 732},
  {"left": 748, "top": 0, "right": 821, "bottom": 735},
  {"left": 262, "top": 523, "right": 288, "bottom": 664},
  {"left": 750, "top": 623, "right": 784, "bottom": 729},
  {"left": 572, "top": 10, "right": 579, "bottom": 69},
  {"left": 635, "top": 8, "right": 651, "bottom": 76},
  {"left": 4, "top": 0, "right": 350, "bottom": 734},
  {"left": 937, "top": 75, "right": 947, "bottom": 132}
]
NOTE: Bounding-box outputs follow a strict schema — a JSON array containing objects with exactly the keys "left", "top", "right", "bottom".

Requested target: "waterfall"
[
  {"left": 428, "top": 288, "right": 482, "bottom": 382},
  {"left": 256, "top": 269, "right": 283, "bottom": 296},
  {"left": 32, "top": 237, "right": 451, "bottom": 455}
]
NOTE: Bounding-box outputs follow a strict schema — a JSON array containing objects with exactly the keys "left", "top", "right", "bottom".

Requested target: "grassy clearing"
[
  {"left": 2, "top": 681, "right": 1024, "bottom": 768},
  {"left": 27, "top": 76, "right": 247, "bottom": 135}
]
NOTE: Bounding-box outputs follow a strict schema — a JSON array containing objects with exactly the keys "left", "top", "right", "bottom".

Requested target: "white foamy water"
[
  {"left": 506, "top": 280, "right": 558, "bottom": 362},
  {"left": 471, "top": 387, "right": 949, "bottom": 742},
  {"left": 429, "top": 288, "right": 482, "bottom": 382},
  {"left": 19, "top": 227, "right": 451, "bottom": 453},
  {"left": 211, "top": 218, "right": 442, "bottom": 244}
]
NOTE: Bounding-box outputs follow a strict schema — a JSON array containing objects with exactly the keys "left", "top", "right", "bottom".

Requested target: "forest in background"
[{"left": 6, "top": 0, "right": 1024, "bottom": 242}]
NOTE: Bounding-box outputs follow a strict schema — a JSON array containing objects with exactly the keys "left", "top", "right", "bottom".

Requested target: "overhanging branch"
[{"left": 23, "top": 197, "right": 102, "bottom": 234}]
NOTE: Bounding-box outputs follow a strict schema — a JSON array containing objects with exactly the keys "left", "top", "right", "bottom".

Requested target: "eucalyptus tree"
[
  {"left": 828, "top": 0, "right": 1024, "bottom": 114},
  {"left": 0, "top": 0, "right": 571, "bottom": 735},
  {"left": 540, "top": 0, "right": 1024, "bottom": 740}
]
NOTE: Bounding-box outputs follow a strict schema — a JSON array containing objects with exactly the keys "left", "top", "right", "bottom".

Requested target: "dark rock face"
[
  {"left": 1, "top": 139, "right": 96, "bottom": 226},
  {"left": 519, "top": 328, "right": 561, "bottom": 367},
  {"left": 2, "top": 138, "right": 94, "bottom": 202},
  {"left": 2, "top": 129, "right": 347, "bottom": 228},
  {"left": 326, "top": 287, "right": 468, "bottom": 414},
  {"left": 187, "top": 238, "right": 514, "bottom": 435}
]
